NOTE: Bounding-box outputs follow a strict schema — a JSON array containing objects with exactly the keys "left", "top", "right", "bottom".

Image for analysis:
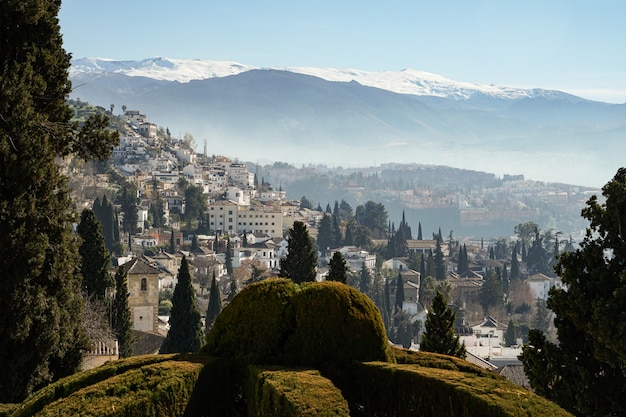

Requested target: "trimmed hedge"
[
  {"left": 247, "top": 366, "right": 350, "bottom": 417},
  {"left": 284, "top": 281, "right": 390, "bottom": 369},
  {"left": 204, "top": 279, "right": 389, "bottom": 370},
  {"left": 204, "top": 278, "right": 300, "bottom": 364},
  {"left": 11, "top": 354, "right": 212, "bottom": 417},
  {"left": 351, "top": 361, "right": 574, "bottom": 417}
]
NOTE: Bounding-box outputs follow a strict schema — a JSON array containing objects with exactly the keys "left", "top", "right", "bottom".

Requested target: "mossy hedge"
[{"left": 204, "top": 279, "right": 390, "bottom": 370}]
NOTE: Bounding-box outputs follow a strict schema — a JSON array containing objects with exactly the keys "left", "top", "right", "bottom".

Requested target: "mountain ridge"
[{"left": 69, "top": 57, "right": 626, "bottom": 188}]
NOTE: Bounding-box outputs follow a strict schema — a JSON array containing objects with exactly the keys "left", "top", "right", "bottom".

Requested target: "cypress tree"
[
  {"left": 327, "top": 251, "right": 348, "bottom": 283},
  {"left": 505, "top": 319, "right": 516, "bottom": 347},
  {"left": 225, "top": 239, "right": 233, "bottom": 275},
  {"left": 417, "top": 222, "right": 423, "bottom": 240},
  {"left": 77, "top": 209, "right": 113, "bottom": 299},
  {"left": 434, "top": 238, "right": 446, "bottom": 280},
  {"left": 395, "top": 272, "right": 404, "bottom": 311},
  {"left": 279, "top": 221, "right": 317, "bottom": 283},
  {"left": 420, "top": 291, "right": 466, "bottom": 358},
  {"left": 205, "top": 272, "right": 222, "bottom": 333},
  {"left": 160, "top": 257, "right": 203, "bottom": 353},
  {"left": 359, "top": 262, "right": 371, "bottom": 294},
  {"left": 112, "top": 266, "right": 134, "bottom": 358},
  {"left": 0, "top": 1, "right": 118, "bottom": 401},
  {"left": 169, "top": 227, "right": 176, "bottom": 253}
]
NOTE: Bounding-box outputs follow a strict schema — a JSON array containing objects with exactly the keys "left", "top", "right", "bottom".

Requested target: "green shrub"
[
  {"left": 351, "top": 361, "right": 574, "bottom": 417},
  {"left": 247, "top": 366, "right": 350, "bottom": 417},
  {"left": 204, "top": 278, "right": 300, "bottom": 363},
  {"left": 23, "top": 357, "right": 207, "bottom": 417},
  {"left": 284, "top": 281, "right": 389, "bottom": 369},
  {"left": 204, "top": 279, "right": 389, "bottom": 371}
]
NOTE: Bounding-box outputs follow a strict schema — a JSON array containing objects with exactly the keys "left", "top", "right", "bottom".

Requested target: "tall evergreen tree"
[
  {"left": 317, "top": 214, "right": 333, "bottom": 253},
  {"left": 520, "top": 169, "right": 626, "bottom": 417},
  {"left": 169, "top": 227, "right": 176, "bottom": 253},
  {"left": 434, "top": 238, "right": 446, "bottom": 280},
  {"left": 395, "top": 272, "right": 404, "bottom": 311},
  {"left": 77, "top": 209, "right": 113, "bottom": 299},
  {"left": 225, "top": 239, "right": 233, "bottom": 275},
  {"left": 0, "top": 1, "right": 118, "bottom": 401},
  {"left": 420, "top": 291, "right": 466, "bottom": 358},
  {"left": 112, "top": 266, "right": 134, "bottom": 358},
  {"left": 331, "top": 215, "right": 342, "bottom": 248},
  {"left": 343, "top": 221, "right": 354, "bottom": 246},
  {"left": 160, "top": 257, "right": 203, "bottom": 353},
  {"left": 510, "top": 245, "right": 521, "bottom": 280},
  {"left": 205, "top": 272, "right": 222, "bottom": 333},
  {"left": 417, "top": 222, "right": 423, "bottom": 240},
  {"left": 479, "top": 268, "right": 503, "bottom": 315},
  {"left": 359, "top": 262, "right": 371, "bottom": 294},
  {"left": 280, "top": 221, "right": 317, "bottom": 283},
  {"left": 120, "top": 182, "right": 139, "bottom": 236},
  {"left": 426, "top": 249, "right": 436, "bottom": 279},
  {"left": 504, "top": 319, "right": 516, "bottom": 347},
  {"left": 327, "top": 251, "right": 348, "bottom": 283}
]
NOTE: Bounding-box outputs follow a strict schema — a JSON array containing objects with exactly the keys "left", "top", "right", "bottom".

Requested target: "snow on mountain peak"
[{"left": 69, "top": 57, "right": 557, "bottom": 101}]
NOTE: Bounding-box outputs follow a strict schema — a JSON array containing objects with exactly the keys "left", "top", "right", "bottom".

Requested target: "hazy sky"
[{"left": 59, "top": 0, "right": 626, "bottom": 103}]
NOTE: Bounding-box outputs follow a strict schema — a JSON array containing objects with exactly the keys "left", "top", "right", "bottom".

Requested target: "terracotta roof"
[{"left": 121, "top": 257, "right": 162, "bottom": 275}]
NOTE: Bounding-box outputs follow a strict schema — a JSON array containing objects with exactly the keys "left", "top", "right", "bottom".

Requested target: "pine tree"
[
  {"left": 112, "top": 266, "right": 134, "bottom": 358},
  {"left": 0, "top": 1, "right": 118, "bottom": 402},
  {"left": 77, "top": 209, "right": 113, "bottom": 299},
  {"left": 160, "top": 257, "right": 203, "bottom": 353},
  {"left": 395, "top": 272, "right": 404, "bottom": 311},
  {"left": 280, "top": 221, "right": 317, "bottom": 283},
  {"left": 520, "top": 168, "right": 626, "bottom": 417},
  {"left": 327, "top": 251, "right": 348, "bottom": 283},
  {"left": 420, "top": 291, "right": 466, "bottom": 358},
  {"left": 205, "top": 272, "right": 222, "bottom": 333}
]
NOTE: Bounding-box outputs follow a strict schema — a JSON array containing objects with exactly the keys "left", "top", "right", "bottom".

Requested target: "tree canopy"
[
  {"left": 77, "top": 209, "right": 113, "bottom": 299},
  {"left": 327, "top": 251, "right": 348, "bottom": 283},
  {"left": 520, "top": 168, "right": 626, "bottom": 417},
  {"left": 160, "top": 257, "right": 203, "bottom": 353},
  {"left": 0, "top": 0, "right": 118, "bottom": 402},
  {"left": 420, "top": 291, "right": 466, "bottom": 359},
  {"left": 280, "top": 221, "right": 317, "bottom": 283}
]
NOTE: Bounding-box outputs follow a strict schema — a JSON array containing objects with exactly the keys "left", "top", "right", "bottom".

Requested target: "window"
[{"left": 141, "top": 277, "right": 147, "bottom": 291}]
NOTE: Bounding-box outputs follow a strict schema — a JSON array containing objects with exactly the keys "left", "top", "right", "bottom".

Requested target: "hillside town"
[{"left": 72, "top": 108, "right": 563, "bottom": 388}]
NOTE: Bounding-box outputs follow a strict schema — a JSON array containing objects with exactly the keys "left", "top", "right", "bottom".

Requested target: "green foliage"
[
  {"left": 420, "top": 292, "right": 466, "bottom": 359},
  {"left": 327, "top": 251, "right": 348, "bottom": 283},
  {"left": 205, "top": 279, "right": 389, "bottom": 370},
  {"left": 11, "top": 354, "right": 208, "bottom": 417},
  {"left": 119, "top": 182, "right": 139, "bottom": 235},
  {"left": 316, "top": 214, "right": 333, "bottom": 253},
  {"left": 521, "top": 168, "right": 626, "bottom": 417},
  {"left": 355, "top": 201, "right": 388, "bottom": 239},
  {"left": 205, "top": 279, "right": 300, "bottom": 363},
  {"left": 77, "top": 209, "right": 113, "bottom": 299},
  {"left": 112, "top": 266, "right": 134, "bottom": 358},
  {"left": 394, "top": 272, "right": 404, "bottom": 310},
  {"left": 479, "top": 267, "right": 503, "bottom": 314},
  {"left": 247, "top": 366, "right": 350, "bottom": 417},
  {"left": 280, "top": 221, "right": 317, "bottom": 283},
  {"left": 505, "top": 320, "right": 516, "bottom": 347},
  {"left": 160, "top": 257, "right": 203, "bottom": 353},
  {"left": 0, "top": 0, "right": 118, "bottom": 402},
  {"left": 205, "top": 273, "right": 222, "bottom": 333},
  {"left": 352, "top": 360, "right": 573, "bottom": 417}
]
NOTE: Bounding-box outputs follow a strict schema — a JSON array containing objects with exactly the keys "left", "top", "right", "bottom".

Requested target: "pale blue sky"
[{"left": 59, "top": 0, "right": 626, "bottom": 103}]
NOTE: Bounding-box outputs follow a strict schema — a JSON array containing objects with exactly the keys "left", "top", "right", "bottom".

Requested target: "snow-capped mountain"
[
  {"left": 70, "top": 57, "right": 568, "bottom": 102},
  {"left": 68, "top": 57, "right": 626, "bottom": 187}
]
